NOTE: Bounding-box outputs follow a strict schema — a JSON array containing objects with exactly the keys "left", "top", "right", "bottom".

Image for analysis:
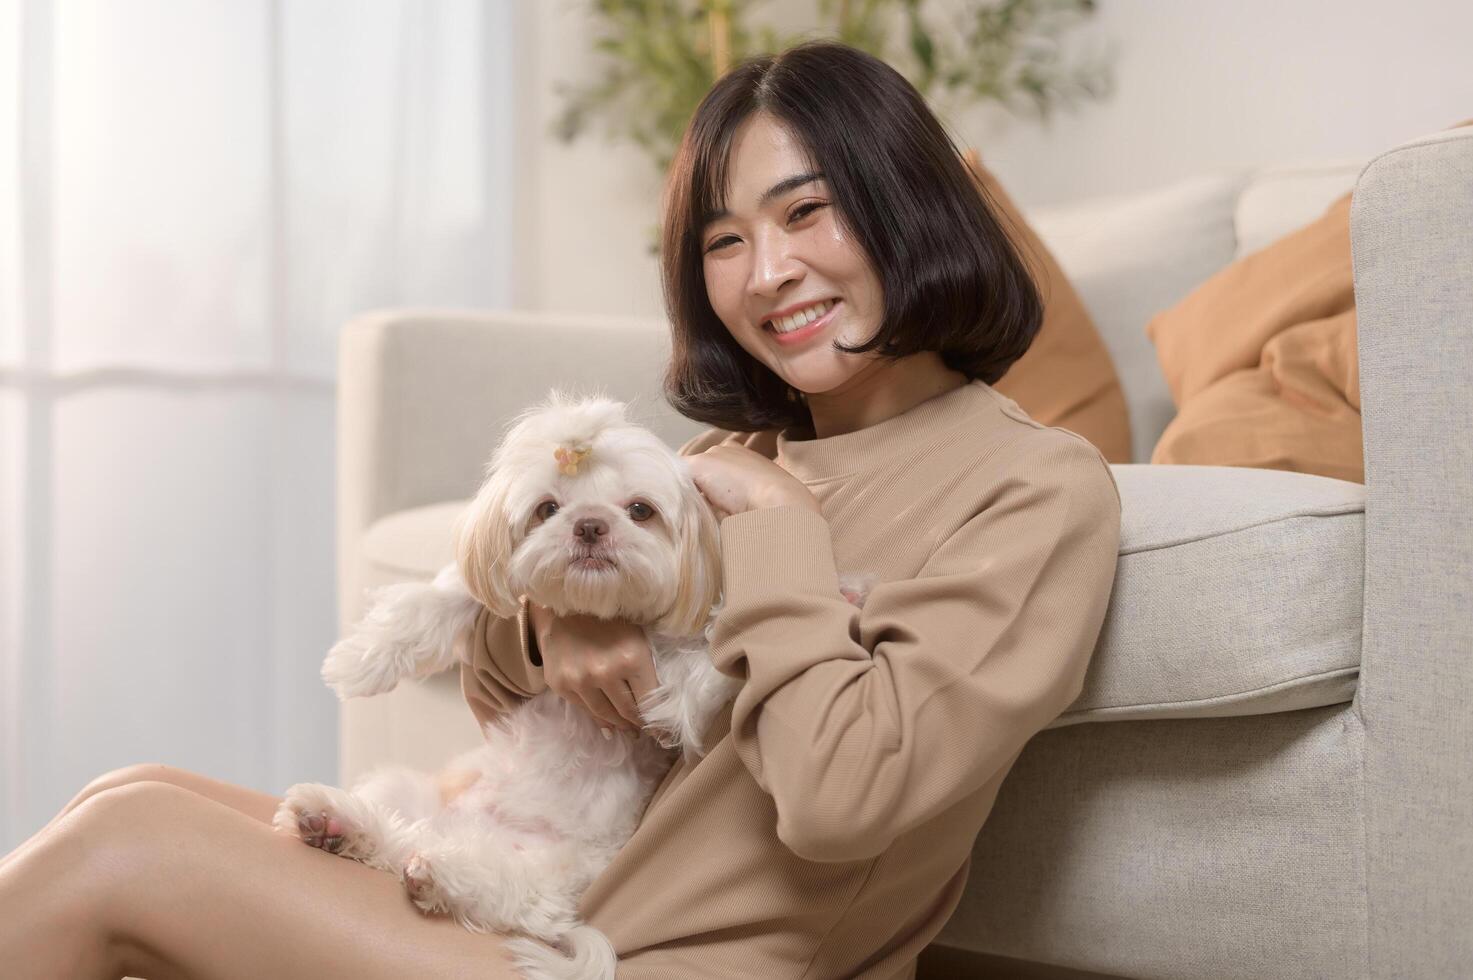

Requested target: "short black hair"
[{"left": 661, "top": 39, "right": 1043, "bottom": 434}]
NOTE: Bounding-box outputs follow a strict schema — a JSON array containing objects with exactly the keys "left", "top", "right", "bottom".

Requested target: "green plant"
[{"left": 555, "top": 0, "right": 1115, "bottom": 182}]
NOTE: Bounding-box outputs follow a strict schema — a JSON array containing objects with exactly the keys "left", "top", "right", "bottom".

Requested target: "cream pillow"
[{"left": 1024, "top": 172, "right": 1247, "bottom": 462}]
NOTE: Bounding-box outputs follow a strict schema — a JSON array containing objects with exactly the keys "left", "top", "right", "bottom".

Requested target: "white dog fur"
[{"left": 272, "top": 389, "right": 872, "bottom": 980}]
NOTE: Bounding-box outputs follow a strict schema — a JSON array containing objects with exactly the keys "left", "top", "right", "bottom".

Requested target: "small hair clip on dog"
[{"left": 554, "top": 442, "right": 593, "bottom": 476}]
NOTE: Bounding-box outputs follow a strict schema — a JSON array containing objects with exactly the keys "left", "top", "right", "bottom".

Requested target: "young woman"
[{"left": 0, "top": 40, "right": 1121, "bottom": 979}]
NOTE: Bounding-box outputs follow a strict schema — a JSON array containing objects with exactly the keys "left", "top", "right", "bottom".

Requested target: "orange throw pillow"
[
  {"left": 1146, "top": 193, "right": 1363, "bottom": 484},
  {"left": 963, "top": 149, "right": 1133, "bottom": 464},
  {"left": 1146, "top": 118, "right": 1473, "bottom": 485}
]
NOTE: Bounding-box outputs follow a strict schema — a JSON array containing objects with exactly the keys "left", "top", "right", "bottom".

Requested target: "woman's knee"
[
  {"left": 57, "top": 783, "right": 201, "bottom": 925},
  {"left": 74, "top": 763, "right": 191, "bottom": 810},
  {"left": 67, "top": 779, "right": 197, "bottom": 835},
  {"left": 46, "top": 782, "right": 193, "bottom": 884}
]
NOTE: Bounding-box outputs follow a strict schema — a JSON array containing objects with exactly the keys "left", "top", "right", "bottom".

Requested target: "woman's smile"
[{"left": 765, "top": 299, "right": 841, "bottom": 347}]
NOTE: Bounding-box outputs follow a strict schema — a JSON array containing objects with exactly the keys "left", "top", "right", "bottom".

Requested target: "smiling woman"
[
  {"left": 696, "top": 119, "right": 889, "bottom": 416},
  {"left": 660, "top": 41, "right": 1043, "bottom": 441}
]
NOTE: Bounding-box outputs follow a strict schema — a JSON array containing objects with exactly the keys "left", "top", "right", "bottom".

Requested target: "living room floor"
[{"left": 918, "top": 945, "right": 1129, "bottom": 978}]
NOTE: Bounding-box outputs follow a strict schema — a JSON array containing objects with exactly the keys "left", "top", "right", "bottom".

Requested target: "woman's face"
[{"left": 700, "top": 112, "right": 884, "bottom": 397}]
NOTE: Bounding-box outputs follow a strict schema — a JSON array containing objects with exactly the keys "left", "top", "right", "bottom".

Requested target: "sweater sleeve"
[
  {"left": 709, "top": 439, "right": 1121, "bottom": 864},
  {"left": 459, "top": 594, "right": 550, "bottom": 732}
]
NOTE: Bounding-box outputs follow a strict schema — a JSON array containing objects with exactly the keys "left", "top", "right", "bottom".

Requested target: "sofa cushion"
[
  {"left": 1046, "top": 463, "right": 1364, "bottom": 729},
  {"left": 1233, "top": 161, "right": 1362, "bottom": 259},
  {"left": 358, "top": 501, "right": 466, "bottom": 582},
  {"left": 360, "top": 463, "right": 1364, "bottom": 727},
  {"left": 1147, "top": 190, "right": 1363, "bottom": 484},
  {"left": 1024, "top": 173, "right": 1248, "bottom": 465}
]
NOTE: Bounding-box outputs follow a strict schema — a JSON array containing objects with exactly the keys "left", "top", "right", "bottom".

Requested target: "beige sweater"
[{"left": 461, "top": 379, "right": 1122, "bottom": 979}]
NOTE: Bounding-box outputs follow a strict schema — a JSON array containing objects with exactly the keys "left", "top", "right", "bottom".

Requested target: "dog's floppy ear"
[
  {"left": 453, "top": 466, "right": 522, "bottom": 620},
  {"left": 659, "top": 480, "right": 723, "bottom": 638}
]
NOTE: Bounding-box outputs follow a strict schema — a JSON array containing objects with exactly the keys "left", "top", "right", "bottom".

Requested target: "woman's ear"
[
  {"left": 453, "top": 468, "right": 522, "bottom": 620},
  {"left": 660, "top": 483, "right": 724, "bottom": 638}
]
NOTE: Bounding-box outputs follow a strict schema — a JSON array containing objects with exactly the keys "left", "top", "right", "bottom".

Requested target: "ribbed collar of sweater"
[{"left": 774, "top": 378, "right": 996, "bottom": 484}]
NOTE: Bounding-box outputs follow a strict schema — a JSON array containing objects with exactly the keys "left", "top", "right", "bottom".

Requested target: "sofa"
[{"left": 334, "top": 125, "right": 1472, "bottom": 979}]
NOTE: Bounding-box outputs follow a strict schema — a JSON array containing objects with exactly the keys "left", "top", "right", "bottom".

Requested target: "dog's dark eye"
[
  {"left": 535, "top": 500, "right": 558, "bottom": 521},
  {"left": 628, "top": 502, "right": 654, "bottom": 522}
]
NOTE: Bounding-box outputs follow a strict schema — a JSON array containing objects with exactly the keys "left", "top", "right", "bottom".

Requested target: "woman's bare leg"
[
  {"left": 0, "top": 763, "right": 282, "bottom": 876},
  {"left": 0, "top": 781, "right": 525, "bottom": 979}
]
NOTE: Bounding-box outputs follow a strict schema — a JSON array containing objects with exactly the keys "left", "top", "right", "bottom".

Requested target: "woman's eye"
[
  {"left": 628, "top": 502, "right": 655, "bottom": 522},
  {"left": 534, "top": 500, "right": 558, "bottom": 521},
  {"left": 789, "top": 201, "right": 825, "bottom": 222},
  {"left": 703, "top": 202, "right": 826, "bottom": 254}
]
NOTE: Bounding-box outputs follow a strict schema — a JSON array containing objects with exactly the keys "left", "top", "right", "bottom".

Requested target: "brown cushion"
[
  {"left": 1145, "top": 117, "right": 1473, "bottom": 484},
  {"left": 963, "top": 149, "right": 1133, "bottom": 464},
  {"left": 1145, "top": 191, "right": 1362, "bottom": 484}
]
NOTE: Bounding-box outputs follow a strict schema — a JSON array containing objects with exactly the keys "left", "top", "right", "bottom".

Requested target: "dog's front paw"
[
  {"left": 321, "top": 633, "right": 400, "bottom": 700},
  {"left": 274, "top": 783, "right": 402, "bottom": 871}
]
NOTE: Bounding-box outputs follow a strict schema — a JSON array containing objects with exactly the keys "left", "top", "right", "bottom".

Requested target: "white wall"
[
  {"left": 509, "top": 0, "right": 1473, "bottom": 319},
  {"left": 962, "top": 0, "right": 1473, "bottom": 206}
]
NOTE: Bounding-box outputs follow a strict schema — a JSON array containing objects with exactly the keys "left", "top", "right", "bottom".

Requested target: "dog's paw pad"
[
  {"left": 275, "top": 786, "right": 372, "bottom": 860},
  {"left": 302, "top": 810, "right": 350, "bottom": 851},
  {"left": 289, "top": 806, "right": 350, "bottom": 852}
]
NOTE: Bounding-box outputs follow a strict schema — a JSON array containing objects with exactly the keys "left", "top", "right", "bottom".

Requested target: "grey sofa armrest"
[
  {"left": 335, "top": 308, "right": 707, "bottom": 633},
  {"left": 1351, "top": 126, "right": 1473, "bottom": 974}
]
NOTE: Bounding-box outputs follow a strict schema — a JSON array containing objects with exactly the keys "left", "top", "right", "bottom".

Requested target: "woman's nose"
[{"left": 747, "top": 229, "right": 802, "bottom": 296}]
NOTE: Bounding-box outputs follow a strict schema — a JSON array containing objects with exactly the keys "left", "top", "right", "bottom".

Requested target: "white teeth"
[{"left": 770, "top": 299, "right": 834, "bottom": 334}]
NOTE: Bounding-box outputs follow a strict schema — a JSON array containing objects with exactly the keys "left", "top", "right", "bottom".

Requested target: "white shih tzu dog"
[{"left": 273, "top": 389, "right": 872, "bottom": 980}]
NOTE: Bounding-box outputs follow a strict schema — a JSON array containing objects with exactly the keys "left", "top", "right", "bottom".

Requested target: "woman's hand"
[
  {"left": 684, "top": 445, "right": 820, "bottom": 521},
  {"left": 526, "top": 598, "right": 658, "bottom": 737}
]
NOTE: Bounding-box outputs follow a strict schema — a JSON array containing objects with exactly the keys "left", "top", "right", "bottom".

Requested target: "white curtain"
[{"left": 0, "top": 0, "right": 516, "bottom": 852}]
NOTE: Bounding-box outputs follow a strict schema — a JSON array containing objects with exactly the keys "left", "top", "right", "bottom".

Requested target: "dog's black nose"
[{"left": 574, "top": 517, "right": 608, "bottom": 541}]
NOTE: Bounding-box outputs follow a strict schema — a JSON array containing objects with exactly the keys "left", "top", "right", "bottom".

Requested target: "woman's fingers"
[
  {"left": 624, "top": 654, "right": 661, "bottom": 726},
  {"left": 586, "top": 687, "right": 637, "bottom": 734},
  {"left": 537, "top": 612, "right": 659, "bottom": 736},
  {"left": 606, "top": 680, "right": 645, "bottom": 731},
  {"left": 611, "top": 629, "right": 658, "bottom": 703},
  {"left": 601, "top": 680, "right": 644, "bottom": 732}
]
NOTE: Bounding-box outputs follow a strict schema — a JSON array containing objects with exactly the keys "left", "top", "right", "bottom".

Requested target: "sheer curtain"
[{"left": 0, "top": 0, "right": 516, "bottom": 851}]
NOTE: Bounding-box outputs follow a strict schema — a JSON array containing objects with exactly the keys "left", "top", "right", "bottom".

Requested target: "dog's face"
[{"left": 454, "top": 392, "right": 722, "bottom": 638}]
